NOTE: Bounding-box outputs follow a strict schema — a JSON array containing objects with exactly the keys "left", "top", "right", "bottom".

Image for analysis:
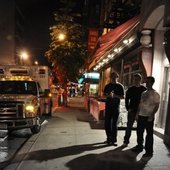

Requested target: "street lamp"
[
  {"left": 34, "top": 61, "right": 38, "bottom": 65},
  {"left": 58, "top": 33, "right": 66, "bottom": 41},
  {"left": 20, "top": 51, "right": 28, "bottom": 65}
]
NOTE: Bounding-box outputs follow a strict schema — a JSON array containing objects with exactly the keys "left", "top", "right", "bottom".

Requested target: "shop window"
[
  {"left": 0, "top": 69, "right": 4, "bottom": 74},
  {"left": 89, "top": 84, "right": 99, "bottom": 96},
  {"left": 132, "top": 63, "right": 139, "bottom": 71},
  {"left": 123, "top": 75, "right": 130, "bottom": 88},
  {"left": 124, "top": 67, "right": 129, "bottom": 73},
  {"left": 123, "top": 64, "right": 130, "bottom": 73},
  {"left": 38, "top": 69, "right": 46, "bottom": 74}
]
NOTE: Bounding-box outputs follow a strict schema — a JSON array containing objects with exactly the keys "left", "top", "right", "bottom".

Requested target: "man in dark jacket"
[
  {"left": 104, "top": 71, "right": 124, "bottom": 146},
  {"left": 123, "top": 73, "right": 146, "bottom": 146}
]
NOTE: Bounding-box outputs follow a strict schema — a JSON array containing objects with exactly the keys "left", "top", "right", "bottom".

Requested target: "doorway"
[{"left": 159, "top": 67, "right": 170, "bottom": 129}]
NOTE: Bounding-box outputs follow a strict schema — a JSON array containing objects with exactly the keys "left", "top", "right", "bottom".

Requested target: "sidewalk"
[{"left": 4, "top": 96, "right": 170, "bottom": 170}]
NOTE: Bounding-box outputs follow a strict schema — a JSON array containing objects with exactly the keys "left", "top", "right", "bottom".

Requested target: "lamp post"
[
  {"left": 34, "top": 61, "right": 38, "bottom": 65},
  {"left": 58, "top": 33, "right": 66, "bottom": 41},
  {"left": 20, "top": 52, "right": 28, "bottom": 65}
]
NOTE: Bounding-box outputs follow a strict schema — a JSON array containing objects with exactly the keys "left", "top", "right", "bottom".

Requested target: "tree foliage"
[{"left": 45, "top": 14, "right": 87, "bottom": 85}]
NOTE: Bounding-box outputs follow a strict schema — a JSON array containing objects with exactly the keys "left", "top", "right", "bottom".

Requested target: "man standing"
[
  {"left": 132, "top": 76, "right": 160, "bottom": 157},
  {"left": 123, "top": 73, "right": 146, "bottom": 146},
  {"left": 104, "top": 71, "right": 124, "bottom": 146}
]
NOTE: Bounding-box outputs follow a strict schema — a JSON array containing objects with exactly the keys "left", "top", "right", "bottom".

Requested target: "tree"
[{"left": 45, "top": 14, "right": 87, "bottom": 86}]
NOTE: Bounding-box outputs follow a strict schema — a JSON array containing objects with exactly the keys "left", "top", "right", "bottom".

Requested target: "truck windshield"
[{"left": 0, "top": 81, "right": 37, "bottom": 95}]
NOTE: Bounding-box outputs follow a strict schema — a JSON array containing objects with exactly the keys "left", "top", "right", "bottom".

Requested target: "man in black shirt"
[
  {"left": 123, "top": 73, "right": 146, "bottom": 146},
  {"left": 104, "top": 72, "right": 124, "bottom": 145}
]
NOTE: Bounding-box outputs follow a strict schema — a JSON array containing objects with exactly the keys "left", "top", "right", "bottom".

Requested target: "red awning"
[{"left": 89, "top": 16, "right": 140, "bottom": 69}]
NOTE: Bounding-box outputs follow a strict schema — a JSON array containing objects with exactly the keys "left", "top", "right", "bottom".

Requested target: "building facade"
[
  {"left": 87, "top": 0, "right": 170, "bottom": 147},
  {"left": 0, "top": 0, "right": 24, "bottom": 65},
  {"left": 139, "top": 0, "right": 170, "bottom": 146}
]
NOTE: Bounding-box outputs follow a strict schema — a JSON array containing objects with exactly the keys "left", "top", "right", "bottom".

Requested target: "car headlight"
[{"left": 25, "top": 104, "right": 35, "bottom": 113}]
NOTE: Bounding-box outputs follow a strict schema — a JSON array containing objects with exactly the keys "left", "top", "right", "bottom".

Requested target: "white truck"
[{"left": 0, "top": 65, "right": 53, "bottom": 134}]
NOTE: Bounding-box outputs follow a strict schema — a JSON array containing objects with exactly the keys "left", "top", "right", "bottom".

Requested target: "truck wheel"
[
  {"left": 31, "top": 125, "right": 41, "bottom": 134},
  {"left": 8, "top": 130, "right": 14, "bottom": 136},
  {"left": 48, "top": 108, "right": 52, "bottom": 116},
  {"left": 48, "top": 100, "right": 53, "bottom": 116},
  {"left": 30, "top": 117, "right": 41, "bottom": 134}
]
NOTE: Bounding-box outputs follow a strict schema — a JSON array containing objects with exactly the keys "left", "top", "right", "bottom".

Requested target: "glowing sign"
[{"left": 84, "top": 72, "right": 100, "bottom": 79}]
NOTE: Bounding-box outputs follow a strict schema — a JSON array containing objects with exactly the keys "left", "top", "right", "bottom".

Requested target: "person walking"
[
  {"left": 123, "top": 73, "right": 146, "bottom": 147},
  {"left": 103, "top": 71, "right": 124, "bottom": 146},
  {"left": 132, "top": 76, "right": 160, "bottom": 157}
]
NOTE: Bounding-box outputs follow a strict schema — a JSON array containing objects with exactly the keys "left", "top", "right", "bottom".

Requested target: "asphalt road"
[{"left": 0, "top": 115, "right": 49, "bottom": 169}]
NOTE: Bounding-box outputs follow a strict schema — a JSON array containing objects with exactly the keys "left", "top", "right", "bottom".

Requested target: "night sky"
[
  {"left": 18, "top": 0, "right": 85, "bottom": 66},
  {"left": 18, "top": 0, "right": 60, "bottom": 65}
]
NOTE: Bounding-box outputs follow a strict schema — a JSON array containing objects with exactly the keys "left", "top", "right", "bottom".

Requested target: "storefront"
[
  {"left": 139, "top": 0, "right": 170, "bottom": 146},
  {"left": 80, "top": 72, "right": 100, "bottom": 111},
  {"left": 87, "top": 16, "right": 141, "bottom": 127},
  {"left": 87, "top": 0, "right": 170, "bottom": 144}
]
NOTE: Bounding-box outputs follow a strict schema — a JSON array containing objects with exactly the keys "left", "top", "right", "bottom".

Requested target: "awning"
[{"left": 88, "top": 16, "right": 140, "bottom": 69}]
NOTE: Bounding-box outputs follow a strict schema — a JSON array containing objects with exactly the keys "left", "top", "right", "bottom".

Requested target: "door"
[{"left": 160, "top": 67, "right": 170, "bottom": 128}]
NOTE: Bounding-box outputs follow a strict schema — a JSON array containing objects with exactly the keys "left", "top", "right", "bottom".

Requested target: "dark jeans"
[
  {"left": 105, "top": 97, "right": 120, "bottom": 143},
  {"left": 124, "top": 109, "right": 137, "bottom": 144},
  {"left": 137, "top": 115, "right": 154, "bottom": 153}
]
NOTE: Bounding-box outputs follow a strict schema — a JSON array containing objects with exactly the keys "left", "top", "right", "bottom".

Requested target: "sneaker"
[
  {"left": 143, "top": 152, "right": 153, "bottom": 157},
  {"left": 104, "top": 140, "right": 117, "bottom": 146},
  {"left": 103, "top": 140, "right": 112, "bottom": 145},
  {"left": 112, "top": 142, "right": 118, "bottom": 146},
  {"left": 122, "top": 143, "right": 128, "bottom": 147},
  {"left": 131, "top": 145, "right": 143, "bottom": 152},
  {"left": 103, "top": 140, "right": 108, "bottom": 144}
]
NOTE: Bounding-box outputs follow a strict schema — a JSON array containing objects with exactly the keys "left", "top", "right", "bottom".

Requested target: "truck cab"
[
  {"left": 0, "top": 80, "right": 45, "bottom": 133},
  {"left": 0, "top": 66, "right": 53, "bottom": 134}
]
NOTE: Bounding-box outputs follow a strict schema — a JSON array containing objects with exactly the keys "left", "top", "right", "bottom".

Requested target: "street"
[
  {"left": 0, "top": 96, "right": 170, "bottom": 170},
  {"left": 0, "top": 129, "right": 31, "bottom": 169},
  {"left": 0, "top": 93, "right": 59, "bottom": 169},
  {"left": 0, "top": 115, "right": 50, "bottom": 169}
]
